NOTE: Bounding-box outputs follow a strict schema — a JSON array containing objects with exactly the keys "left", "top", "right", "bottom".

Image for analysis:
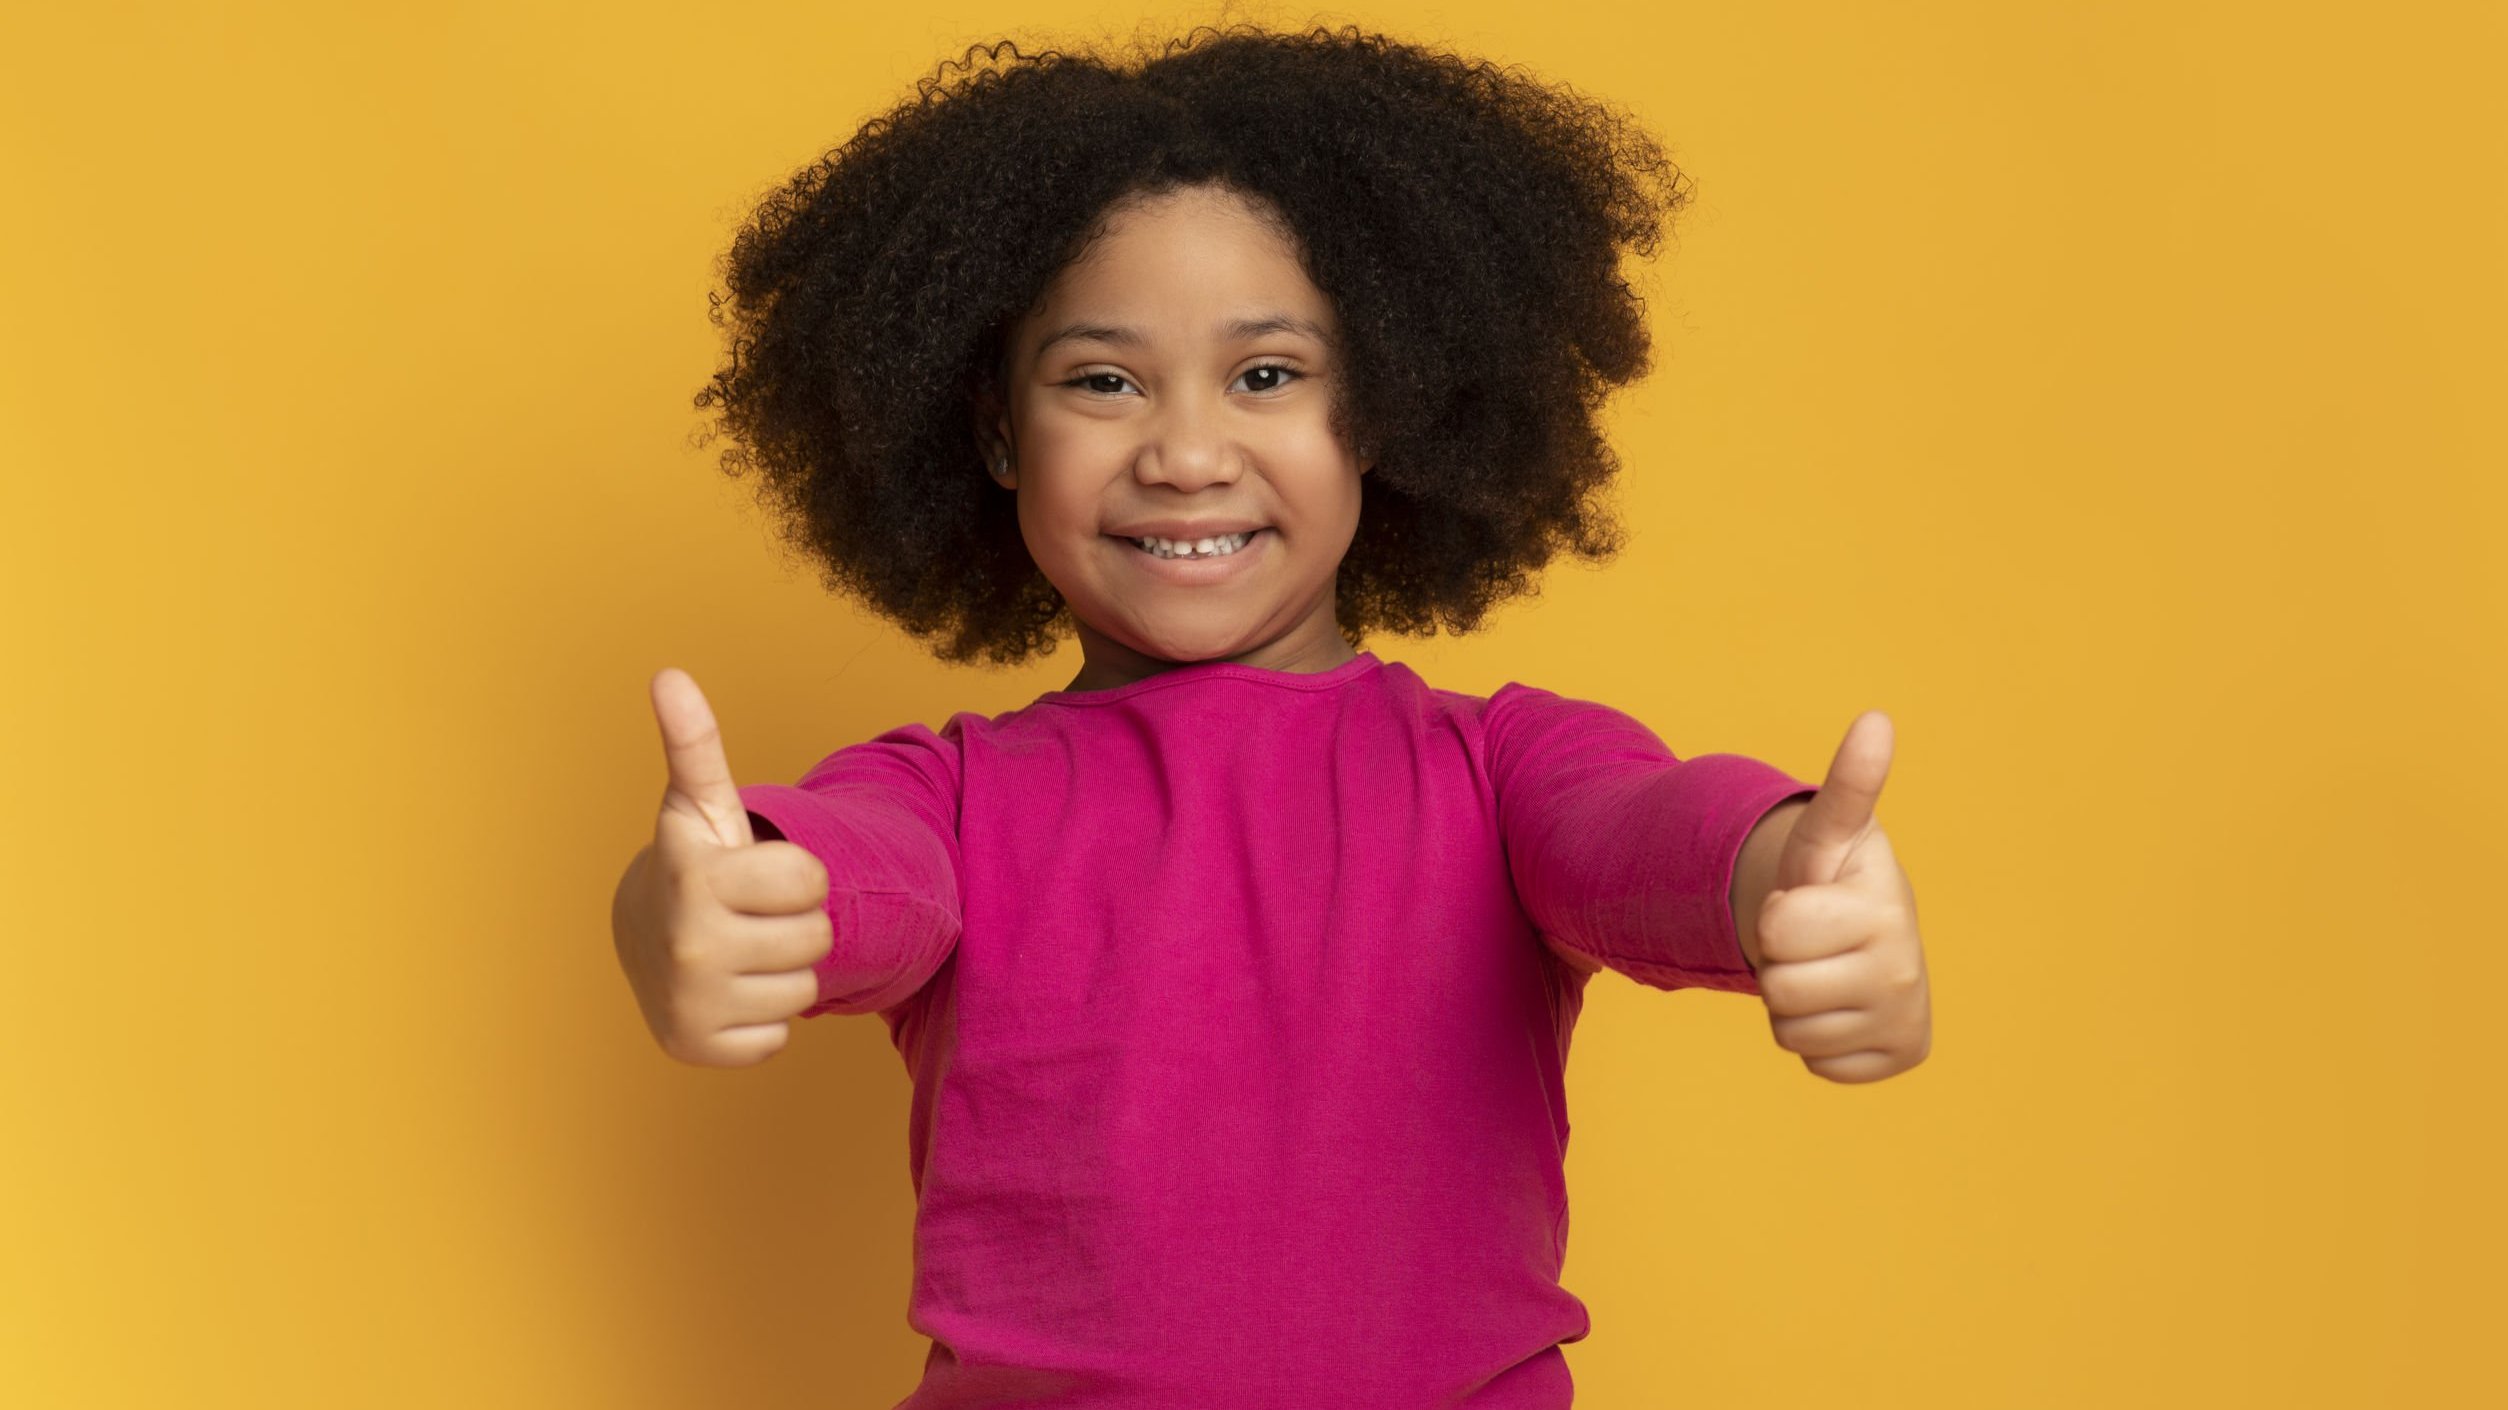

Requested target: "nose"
[{"left": 1132, "top": 386, "right": 1241, "bottom": 493}]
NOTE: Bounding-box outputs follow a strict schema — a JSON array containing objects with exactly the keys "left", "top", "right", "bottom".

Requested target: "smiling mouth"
[{"left": 1125, "top": 530, "right": 1263, "bottom": 560}]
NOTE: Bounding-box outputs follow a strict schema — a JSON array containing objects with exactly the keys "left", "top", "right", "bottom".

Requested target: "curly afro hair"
[{"left": 693, "top": 20, "right": 1692, "bottom": 666}]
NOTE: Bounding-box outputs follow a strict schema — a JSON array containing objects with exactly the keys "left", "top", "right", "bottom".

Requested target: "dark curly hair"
[{"left": 693, "top": 20, "right": 1692, "bottom": 665}]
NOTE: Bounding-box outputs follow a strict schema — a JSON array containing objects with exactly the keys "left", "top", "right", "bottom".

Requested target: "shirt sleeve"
[
  {"left": 734, "top": 719, "right": 965, "bottom": 1018},
  {"left": 1483, "top": 683, "right": 1817, "bottom": 996}
]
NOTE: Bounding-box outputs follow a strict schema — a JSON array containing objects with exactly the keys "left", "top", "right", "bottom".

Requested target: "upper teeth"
[{"left": 1134, "top": 532, "right": 1253, "bottom": 559}]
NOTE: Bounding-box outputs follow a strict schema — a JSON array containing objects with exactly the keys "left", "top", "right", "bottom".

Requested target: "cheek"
[
  {"left": 1016, "top": 409, "right": 1115, "bottom": 484},
  {"left": 1012, "top": 480, "right": 1100, "bottom": 575},
  {"left": 1299, "top": 457, "right": 1367, "bottom": 536},
  {"left": 1281, "top": 425, "right": 1363, "bottom": 517}
]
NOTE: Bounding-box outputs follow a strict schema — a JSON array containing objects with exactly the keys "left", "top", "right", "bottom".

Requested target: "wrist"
[{"left": 1730, "top": 797, "right": 1811, "bottom": 973}]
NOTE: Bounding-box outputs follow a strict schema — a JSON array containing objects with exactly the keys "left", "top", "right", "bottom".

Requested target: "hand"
[
  {"left": 1755, "top": 711, "right": 1931, "bottom": 1084},
  {"left": 610, "top": 668, "right": 832, "bottom": 1067}
]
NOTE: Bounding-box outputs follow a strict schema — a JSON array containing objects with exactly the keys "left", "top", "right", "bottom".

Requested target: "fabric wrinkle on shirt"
[{"left": 737, "top": 651, "right": 1816, "bottom": 1409}]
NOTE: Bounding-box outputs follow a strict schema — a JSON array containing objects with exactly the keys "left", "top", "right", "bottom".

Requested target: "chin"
[
  {"left": 1143, "top": 641, "right": 1239, "bottom": 666},
  {"left": 1126, "top": 625, "right": 1249, "bottom": 665}
]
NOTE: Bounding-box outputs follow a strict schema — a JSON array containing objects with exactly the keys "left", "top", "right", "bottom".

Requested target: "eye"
[
  {"left": 1064, "top": 371, "right": 1137, "bottom": 397},
  {"left": 1057, "top": 364, "right": 1305, "bottom": 398},
  {"left": 1235, "top": 363, "right": 1302, "bottom": 395}
]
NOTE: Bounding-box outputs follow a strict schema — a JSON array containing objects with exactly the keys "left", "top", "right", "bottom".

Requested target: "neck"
[{"left": 1061, "top": 618, "right": 1358, "bottom": 695}]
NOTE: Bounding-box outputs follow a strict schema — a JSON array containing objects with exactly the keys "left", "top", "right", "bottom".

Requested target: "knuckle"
[
  {"left": 1810, "top": 1054, "right": 1873, "bottom": 1084},
  {"left": 689, "top": 845, "right": 738, "bottom": 889},
  {"left": 674, "top": 1030, "right": 758, "bottom": 1069},
  {"left": 664, "top": 923, "right": 716, "bottom": 971},
  {"left": 662, "top": 857, "right": 715, "bottom": 913},
  {"left": 792, "top": 837, "right": 832, "bottom": 883},
  {"left": 793, "top": 848, "right": 830, "bottom": 897}
]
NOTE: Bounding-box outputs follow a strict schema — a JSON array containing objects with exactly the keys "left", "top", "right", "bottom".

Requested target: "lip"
[
  {"left": 1106, "top": 520, "right": 1266, "bottom": 539},
  {"left": 1106, "top": 526, "right": 1269, "bottom": 584}
]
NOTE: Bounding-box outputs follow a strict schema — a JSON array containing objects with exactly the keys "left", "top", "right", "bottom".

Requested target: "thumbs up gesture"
[
  {"left": 1752, "top": 711, "right": 1932, "bottom": 1084},
  {"left": 610, "top": 668, "right": 833, "bottom": 1067}
]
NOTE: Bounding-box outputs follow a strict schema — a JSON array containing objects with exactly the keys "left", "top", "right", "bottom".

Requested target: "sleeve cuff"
[
  {"left": 734, "top": 781, "right": 961, "bottom": 1018},
  {"left": 1700, "top": 767, "right": 1820, "bottom": 993}
]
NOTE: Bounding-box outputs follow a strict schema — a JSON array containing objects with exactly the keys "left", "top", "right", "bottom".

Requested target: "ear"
[
  {"left": 972, "top": 387, "right": 1018, "bottom": 490},
  {"left": 989, "top": 411, "right": 1018, "bottom": 489}
]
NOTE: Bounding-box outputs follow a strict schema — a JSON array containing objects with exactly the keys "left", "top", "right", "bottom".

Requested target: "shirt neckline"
[{"left": 1034, "top": 650, "right": 1385, "bottom": 708}]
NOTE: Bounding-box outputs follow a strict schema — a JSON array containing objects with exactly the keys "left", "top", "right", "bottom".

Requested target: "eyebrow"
[{"left": 1033, "top": 313, "right": 1330, "bottom": 358}]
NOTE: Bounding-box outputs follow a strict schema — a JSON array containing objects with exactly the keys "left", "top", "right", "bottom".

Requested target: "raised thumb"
[{"left": 649, "top": 667, "right": 757, "bottom": 851}]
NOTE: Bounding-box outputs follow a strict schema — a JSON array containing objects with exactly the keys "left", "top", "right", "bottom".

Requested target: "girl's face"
[{"left": 988, "top": 183, "right": 1370, "bottom": 684}]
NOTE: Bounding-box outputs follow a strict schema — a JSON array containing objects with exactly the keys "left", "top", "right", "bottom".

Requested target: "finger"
[
  {"left": 1803, "top": 1049, "right": 1914, "bottom": 1084},
  {"left": 716, "top": 968, "right": 822, "bottom": 1026},
  {"left": 651, "top": 667, "right": 755, "bottom": 851},
  {"left": 725, "top": 910, "right": 835, "bottom": 975},
  {"left": 1775, "top": 710, "right": 1893, "bottom": 890},
  {"left": 1830, "top": 820, "right": 1907, "bottom": 891},
  {"left": 706, "top": 840, "right": 831, "bottom": 917},
  {"left": 1755, "top": 947, "right": 1878, "bottom": 1018},
  {"left": 1755, "top": 884, "right": 1888, "bottom": 965},
  {"left": 1769, "top": 1008, "right": 1878, "bottom": 1059},
  {"left": 691, "top": 1021, "right": 791, "bottom": 1068}
]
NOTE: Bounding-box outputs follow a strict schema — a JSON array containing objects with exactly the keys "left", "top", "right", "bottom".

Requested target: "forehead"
[{"left": 1022, "top": 186, "right": 1334, "bottom": 340}]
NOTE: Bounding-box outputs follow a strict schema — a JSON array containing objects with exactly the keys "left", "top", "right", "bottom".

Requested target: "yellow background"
[{"left": 5, "top": 0, "right": 2500, "bottom": 1403}]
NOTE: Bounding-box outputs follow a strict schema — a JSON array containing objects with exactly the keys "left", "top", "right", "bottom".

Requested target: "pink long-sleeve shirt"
[{"left": 737, "top": 651, "right": 1816, "bottom": 1408}]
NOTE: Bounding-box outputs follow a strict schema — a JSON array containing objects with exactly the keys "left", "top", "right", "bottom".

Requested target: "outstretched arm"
[
  {"left": 1486, "top": 684, "right": 1818, "bottom": 995},
  {"left": 736, "top": 722, "right": 966, "bottom": 1018}
]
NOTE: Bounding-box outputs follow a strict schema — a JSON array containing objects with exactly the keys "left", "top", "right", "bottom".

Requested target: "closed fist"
[
  {"left": 611, "top": 667, "right": 832, "bottom": 1067},
  {"left": 1754, "top": 711, "right": 1932, "bottom": 1084}
]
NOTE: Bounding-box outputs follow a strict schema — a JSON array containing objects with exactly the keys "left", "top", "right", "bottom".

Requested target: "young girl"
[{"left": 612, "top": 22, "right": 1931, "bottom": 1407}]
